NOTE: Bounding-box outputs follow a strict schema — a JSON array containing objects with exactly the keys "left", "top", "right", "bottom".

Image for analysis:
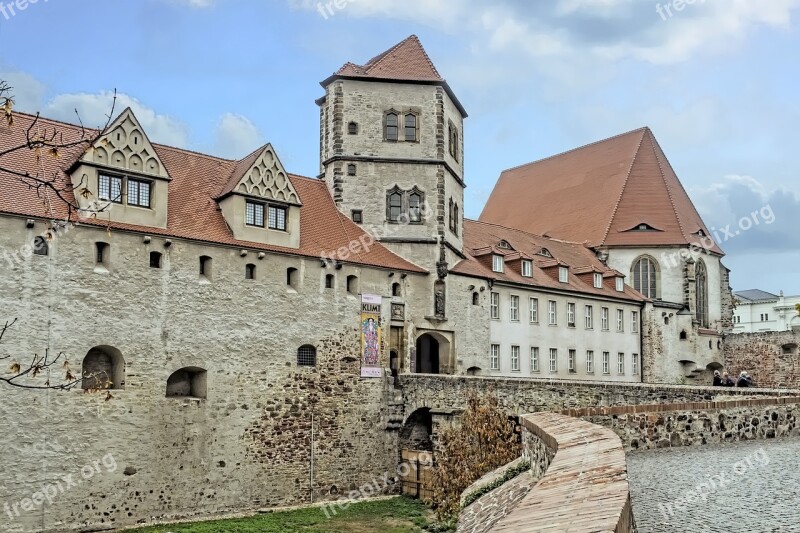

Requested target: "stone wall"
[
  {"left": 399, "top": 374, "right": 796, "bottom": 418},
  {"left": 724, "top": 330, "right": 800, "bottom": 388},
  {"left": 565, "top": 397, "right": 800, "bottom": 451},
  {"left": 456, "top": 458, "right": 534, "bottom": 533}
]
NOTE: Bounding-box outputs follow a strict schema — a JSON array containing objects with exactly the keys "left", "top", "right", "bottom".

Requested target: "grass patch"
[{"left": 128, "top": 496, "right": 436, "bottom": 533}]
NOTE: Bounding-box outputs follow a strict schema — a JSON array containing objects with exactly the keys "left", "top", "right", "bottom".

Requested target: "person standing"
[
  {"left": 737, "top": 371, "right": 752, "bottom": 387},
  {"left": 713, "top": 370, "right": 723, "bottom": 386},
  {"left": 722, "top": 372, "right": 735, "bottom": 387}
]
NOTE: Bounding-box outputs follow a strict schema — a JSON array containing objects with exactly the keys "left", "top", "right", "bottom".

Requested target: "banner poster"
[{"left": 360, "top": 294, "right": 383, "bottom": 378}]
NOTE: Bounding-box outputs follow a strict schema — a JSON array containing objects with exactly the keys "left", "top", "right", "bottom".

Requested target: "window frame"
[
  {"left": 602, "top": 351, "right": 610, "bottom": 375},
  {"left": 632, "top": 353, "right": 639, "bottom": 375},
  {"left": 617, "top": 309, "right": 625, "bottom": 332},
  {"left": 631, "top": 256, "right": 659, "bottom": 299},
  {"left": 492, "top": 255, "right": 504, "bottom": 273},
  {"left": 490, "top": 344, "right": 500, "bottom": 371},
  {"left": 268, "top": 205, "right": 288, "bottom": 231},
  {"left": 529, "top": 298, "right": 539, "bottom": 324},
  {"left": 490, "top": 292, "right": 500, "bottom": 320},
  {"left": 548, "top": 300, "right": 557, "bottom": 325},
  {"left": 404, "top": 113, "right": 418, "bottom": 142},
  {"left": 594, "top": 273, "right": 603, "bottom": 288},
  {"left": 510, "top": 295, "right": 520, "bottom": 322},
  {"left": 522, "top": 260, "right": 532, "bottom": 277},
  {"left": 632, "top": 311, "right": 640, "bottom": 334},
  {"left": 601, "top": 307, "right": 610, "bottom": 331},
  {"left": 127, "top": 177, "right": 152, "bottom": 208},
  {"left": 558, "top": 266, "right": 569, "bottom": 283},
  {"left": 616, "top": 277, "right": 624, "bottom": 292},
  {"left": 98, "top": 173, "right": 123, "bottom": 204},
  {"left": 568, "top": 349, "right": 576, "bottom": 374},
  {"left": 245, "top": 200, "right": 265, "bottom": 228},
  {"left": 385, "top": 112, "right": 399, "bottom": 141},
  {"left": 617, "top": 352, "right": 625, "bottom": 375},
  {"left": 530, "top": 347, "right": 540, "bottom": 373},
  {"left": 386, "top": 186, "right": 425, "bottom": 224},
  {"left": 549, "top": 348, "right": 558, "bottom": 373},
  {"left": 297, "top": 345, "right": 317, "bottom": 367},
  {"left": 584, "top": 305, "right": 593, "bottom": 330},
  {"left": 510, "top": 345, "right": 520, "bottom": 372},
  {"left": 567, "top": 303, "right": 576, "bottom": 328},
  {"left": 586, "top": 350, "right": 594, "bottom": 373}
]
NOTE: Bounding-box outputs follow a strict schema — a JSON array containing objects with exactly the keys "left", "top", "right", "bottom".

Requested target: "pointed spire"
[{"left": 333, "top": 35, "right": 444, "bottom": 82}]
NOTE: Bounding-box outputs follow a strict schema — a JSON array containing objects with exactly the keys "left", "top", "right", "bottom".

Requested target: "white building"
[{"left": 733, "top": 290, "right": 800, "bottom": 332}]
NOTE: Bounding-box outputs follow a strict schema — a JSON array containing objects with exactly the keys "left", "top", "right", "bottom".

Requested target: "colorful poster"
[{"left": 360, "top": 294, "right": 383, "bottom": 378}]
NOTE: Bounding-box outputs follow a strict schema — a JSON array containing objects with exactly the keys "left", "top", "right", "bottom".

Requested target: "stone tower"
[{"left": 317, "top": 35, "right": 468, "bottom": 271}]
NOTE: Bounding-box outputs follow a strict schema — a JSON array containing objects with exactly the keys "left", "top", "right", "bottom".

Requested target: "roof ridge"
[
  {"left": 599, "top": 128, "right": 648, "bottom": 245},
  {"left": 499, "top": 127, "right": 649, "bottom": 175},
  {"left": 464, "top": 218, "right": 594, "bottom": 247},
  {"left": 646, "top": 129, "right": 690, "bottom": 242}
]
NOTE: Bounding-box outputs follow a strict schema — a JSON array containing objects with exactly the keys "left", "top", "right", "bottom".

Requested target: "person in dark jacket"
[
  {"left": 713, "top": 370, "right": 723, "bottom": 386},
  {"left": 722, "top": 372, "right": 735, "bottom": 387},
  {"left": 737, "top": 371, "right": 753, "bottom": 387}
]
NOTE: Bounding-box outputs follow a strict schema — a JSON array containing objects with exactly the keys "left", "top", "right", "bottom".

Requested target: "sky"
[{"left": 1, "top": 0, "right": 798, "bottom": 293}]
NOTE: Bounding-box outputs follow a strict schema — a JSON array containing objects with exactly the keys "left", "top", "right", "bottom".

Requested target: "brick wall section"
[
  {"left": 456, "top": 472, "right": 533, "bottom": 533},
  {"left": 399, "top": 374, "right": 798, "bottom": 418},
  {"left": 564, "top": 396, "right": 800, "bottom": 451},
  {"left": 724, "top": 331, "right": 800, "bottom": 388},
  {"left": 489, "top": 413, "right": 635, "bottom": 533}
]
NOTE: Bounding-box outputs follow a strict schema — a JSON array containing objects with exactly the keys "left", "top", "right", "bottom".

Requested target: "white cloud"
[
  {"left": 212, "top": 113, "right": 265, "bottom": 159},
  {"left": 43, "top": 92, "right": 190, "bottom": 149},
  {"left": 0, "top": 71, "right": 46, "bottom": 112}
]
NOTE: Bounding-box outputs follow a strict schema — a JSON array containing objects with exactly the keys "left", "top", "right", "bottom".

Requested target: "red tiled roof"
[
  {"left": 0, "top": 112, "right": 426, "bottom": 273},
  {"left": 454, "top": 220, "right": 646, "bottom": 302},
  {"left": 480, "top": 127, "right": 723, "bottom": 255},
  {"left": 334, "top": 35, "right": 444, "bottom": 82}
]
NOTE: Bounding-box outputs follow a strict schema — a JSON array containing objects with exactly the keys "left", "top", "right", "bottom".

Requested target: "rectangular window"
[
  {"left": 490, "top": 292, "right": 500, "bottom": 319},
  {"left": 618, "top": 352, "right": 625, "bottom": 375},
  {"left": 616, "top": 277, "right": 624, "bottom": 292},
  {"left": 98, "top": 174, "right": 123, "bottom": 203},
  {"left": 601, "top": 307, "right": 609, "bottom": 331},
  {"left": 127, "top": 178, "right": 151, "bottom": 207},
  {"left": 510, "top": 295, "right": 519, "bottom": 321},
  {"left": 549, "top": 348, "right": 558, "bottom": 373},
  {"left": 522, "top": 260, "right": 532, "bottom": 277},
  {"left": 567, "top": 303, "right": 576, "bottom": 327},
  {"left": 245, "top": 201, "right": 265, "bottom": 227},
  {"left": 632, "top": 311, "right": 639, "bottom": 333},
  {"left": 585, "top": 305, "right": 593, "bottom": 329},
  {"left": 268, "top": 205, "right": 287, "bottom": 231},
  {"left": 548, "top": 300, "right": 557, "bottom": 325},
  {"left": 602, "top": 352, "right": 610, "bottom": 374},
  {"left": 490, "top": 344, "right": 500, "bottom": 370},
  {"left": 586, "top": 350, "right": 594, "bottom": 373},
  {"left": 594, "top": 273, "right": 603, "bottom": 288},
  {"left": 351, "top": 210, "right": 363, "bottom": 224},
  {"left": 529, "top": 298, "right": 539, "bottom": 323},
  {"left": 492, "top": 255, "right": 504, "bottom": 273},
  {"left": 559, "top": 266, "right": 568, "bottom": 283},
  {"left": 569, "top": 349, "right": 576, "bottom": 373},
  {"left": 530, "top": 347, "right": 539, "bottom": 373},
  {"left": 511, "top": 346, "right": 520, "bottom": 372},
  {"left": 617, "top": 309, "right": 625, "bottom": 332},
  {"left": 632, "top": 353, "right": 639, "bottom": 375}
]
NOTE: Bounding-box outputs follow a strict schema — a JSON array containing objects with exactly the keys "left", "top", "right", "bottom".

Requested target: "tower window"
[
  {"left": 385, "top": 112, "right": 398, "bottom": 141},
  {"left": 351, "top": 210, "right": 363, "bottom": 224},
  {"left": 245, "top": 263, "right": 256, "bottom": 280},
  {"left": 287, "top": 267, "right": 299, "bottom": 289},
  {"left": 347, "top": 122, "right": 358, "bottom": 135},
  {"left": 325, "top": 274, "right": 334, "bottom": 289},
  {"left": 149, "top": 251, "right": 162, "bottom": 269},
  {"left": 33, "top": 236, "right": 48, "bottom": 256},
  {"left": 199, "top": 256, "right": 212, "bottom": 279},
  {"left": 347, "top": 163, "right": 357, "bottom": 176},
  {"left": 404, "top": 114, "right": 417, "bottom": 141},
  {"left": 386, "top": 186, "right": 425, "bottom": 224},
  {"left": 95, "top": 242, "right": 109, "bottom": 265},
  {"left": 448, "top": 121, "right": 459, "bottom": 161}
]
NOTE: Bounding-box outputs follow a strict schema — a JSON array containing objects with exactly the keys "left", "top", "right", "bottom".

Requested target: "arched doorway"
[{"left": 415, "top": 334, "right": 440, "bottom": 374}]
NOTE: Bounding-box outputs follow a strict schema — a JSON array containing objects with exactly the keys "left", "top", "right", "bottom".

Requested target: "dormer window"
[
  {"left": 616, "top": 277, "right": 624, "bottom": 292},
  {"left": 245, "top": 200, "right": 265, "bottom": 227},
  {"left": 497, "top": 240, "right": 512, "bottom": 250},
  {"left": 98, "top": 174, "right": 151, "bottom": 207},
  {"left": 537, "top": 248, "right": 552, "bottom": 258},
  {"left": 268, "top": 205, "right": 287, "bottom": 231},
  {"left": 558, "top": 266, "right": 568, "bottom": 283},
  {"left": 127, "top": 178, "right": 152, "bottom": 207},
  {"left": 594, "top": 273, "right": 603, "bottom": 288},
  {"left": 98, "top": 174, "right": 123, "bottom": 203},
  {"left": 629, "top": 223, "right": 660, "bottom": 232},
  {"left": 522, "top": 260, "right": 532, "bottom": 278},
  {"left": 492, "top": 255, "right": 504, "bottom": 273}
]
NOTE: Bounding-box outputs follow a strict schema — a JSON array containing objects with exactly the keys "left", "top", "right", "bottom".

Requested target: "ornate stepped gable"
[{"left": 80, "top": 107, "right": 170, "bottom": 180}]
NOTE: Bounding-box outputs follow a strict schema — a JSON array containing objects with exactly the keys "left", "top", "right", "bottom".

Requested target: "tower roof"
[
  {"left": 321, "top": 35, "right": 467, "bottom": 117},
  {"left": 479, "top": 127, "right": 723, "bottom": 255}
]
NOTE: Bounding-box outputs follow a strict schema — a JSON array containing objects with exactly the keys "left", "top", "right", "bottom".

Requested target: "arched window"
[
  {"left": 385, "top": 112, "right": 398, "bottom": 141},
  {"left": 297, "top": 345, "right": 317, "bottom": 366},
  {"left": 347, "top": 122, "right": 358, "bottom": 135},
  {"left": 81, "top": 346, "right": 125, "bottom": 390},
  {"left": 631, "top": 256, "right": 658, "bottom": 299},
  {"left": 680, "top": 330, "right": 688, "bottom": 340},
  {"left": 696, "top": 260, "right": 709, "bottom": 328},
  {"left": 166, "top": 367, "right": 207, "bottom": 399},
  {"left": 33, "top": 236, "right": 48, "bottom": 256},
  {"left": 392, "top": 282, "right": 402, "bottom": 297},
  {"left": 408, "top": 189, "right": 422, "bottom": 223},
  {"left": 404, "top": 114, "right": 417, "bottom": 141},
  {"left": 149, "top": 251, "right": 162, "bottom": 269},
  {"left": 199, "top": 255, "right": 212, "bottom": 280},
  {"left": 287, "top": 267, "right": 298, "bottom": 288},
  {"left": 347, "top": 275, "right": 358, "bottom": 295},
  {"left": 453, "top": 204, "right": 459, "bottom": 237},
  {"left": 245, "top": 263, "right": 256, "bottom": 280},
  {"left": 472, "top": 292, "right": 479, "bottom": 305},
  {"left": 387, "top": 188, "right": 403, "bottom": 222}
]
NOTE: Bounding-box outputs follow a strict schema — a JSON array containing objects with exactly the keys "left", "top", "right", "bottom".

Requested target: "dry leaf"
[{"left": 9, "top": 362, "right": 20, "bottom": 374}]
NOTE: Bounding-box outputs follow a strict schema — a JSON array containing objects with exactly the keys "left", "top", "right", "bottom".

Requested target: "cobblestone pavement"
[{"left": 628, "top": 438, "right": 800, "bottom": 533}]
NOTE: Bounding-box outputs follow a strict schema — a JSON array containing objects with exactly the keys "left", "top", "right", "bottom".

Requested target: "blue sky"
[{"left": 1, "top": 0, "right": 798, "bottom": 293}]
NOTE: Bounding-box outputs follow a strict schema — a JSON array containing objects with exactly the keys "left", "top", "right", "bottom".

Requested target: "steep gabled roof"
[
  {"left": 453, "top": 219, "right": 645, "bottom": 302},
  {"left": 480, "top": 128, "right": 723, "bottom": 255},
  {"left": 0, "top": 112, "right": 425, "bottom": 273},
  {"left": 321, "top": 35, "right": 467, "bottom": 117}
]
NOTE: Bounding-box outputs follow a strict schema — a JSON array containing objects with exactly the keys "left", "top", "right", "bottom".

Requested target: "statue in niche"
[
  {"left": 434, "top": 281, "right": 446, "bottom": 318},
  {"left": 436, "top": 244, "right": 449, "bottom": 280}
]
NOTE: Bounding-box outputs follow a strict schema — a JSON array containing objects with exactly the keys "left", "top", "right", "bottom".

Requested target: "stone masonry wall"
[
  {"left": 724, "top": 330, "right": 800, "bottom": 388},
  {"left": 569, "top": 397, "right": 800, "bottom": 451}
]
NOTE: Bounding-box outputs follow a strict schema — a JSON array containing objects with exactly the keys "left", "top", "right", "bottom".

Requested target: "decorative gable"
[
  {"left": 228, "top": 144, "right": 300, "bottom": 205},
  {"left": 83, "top": 108, "right": 170, "bottom": 180}
]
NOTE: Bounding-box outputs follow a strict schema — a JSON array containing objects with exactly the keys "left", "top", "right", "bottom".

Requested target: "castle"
[{"left": 0, "top": 36, "right": 731, "bottom": 531}]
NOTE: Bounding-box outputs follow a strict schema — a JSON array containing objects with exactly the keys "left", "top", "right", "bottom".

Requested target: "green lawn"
[{"left": 127, "top": 497, "right": 437, "bottom": 533}]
